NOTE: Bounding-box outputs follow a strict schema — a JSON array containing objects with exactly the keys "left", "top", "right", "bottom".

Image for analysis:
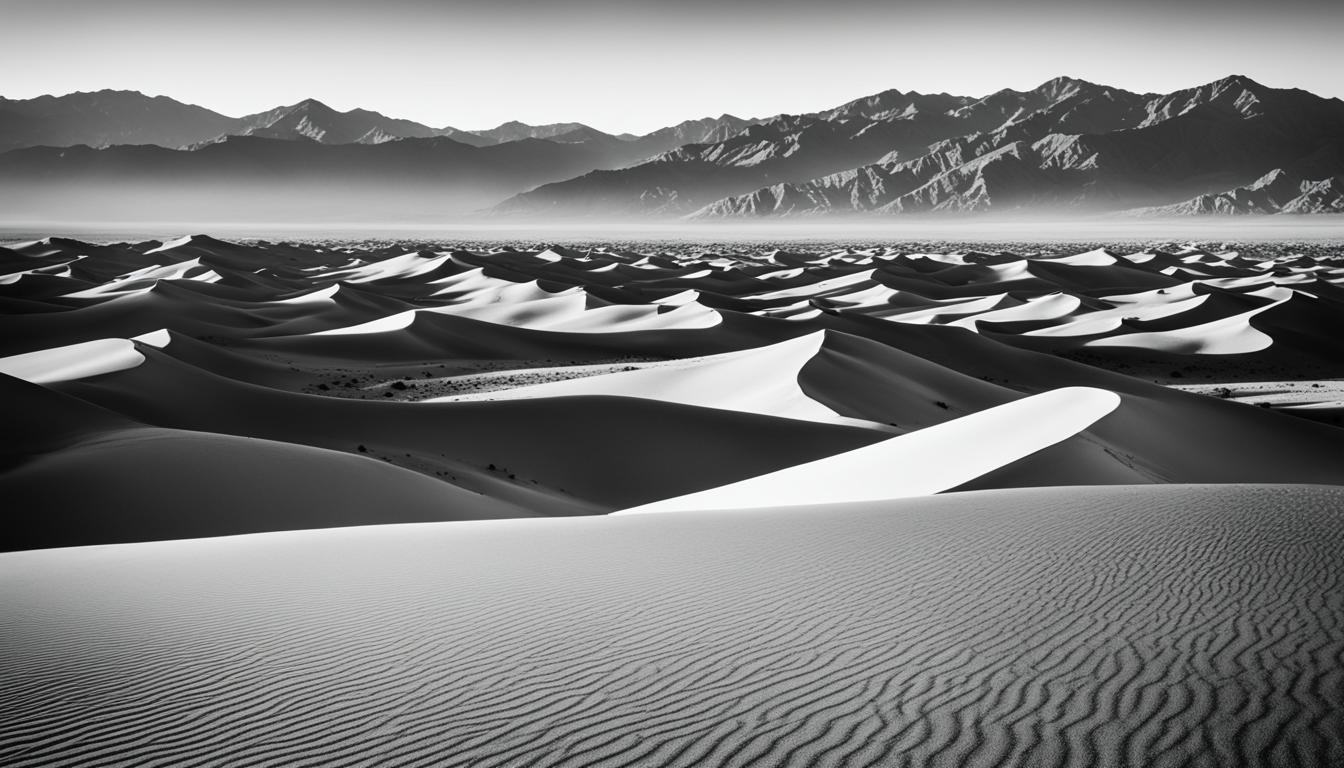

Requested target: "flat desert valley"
[{"left": 3, "top": 233, "right": 1344, "bottom": 766}]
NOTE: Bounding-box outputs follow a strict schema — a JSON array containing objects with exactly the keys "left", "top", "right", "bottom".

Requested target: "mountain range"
[
  {"left": 502, "top": 76, "right": 1344, "bottom": 218},
  {"left": 2, "top": 76, "right": 1342, "bottom": 222},
  {"left": 0, "top": 90, "right": 752, "bottom": 153},
  {"left": 0, "top": 90, "right": 756, "bottom": 221}
]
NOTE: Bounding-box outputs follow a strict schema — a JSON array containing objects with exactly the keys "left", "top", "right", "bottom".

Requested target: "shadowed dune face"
[
  {"left": 2, "top": 485, "right": 1343, "bottom": 766},
  {"left": 2, "top": 235, "right": 1344, "bottom": 549},
  {"left": 0, "top": 375, "right": 533, "bottom": 550}
]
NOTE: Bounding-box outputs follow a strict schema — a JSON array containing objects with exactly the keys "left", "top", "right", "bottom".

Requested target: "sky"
[{"left": 4, "top": 0, "right": 1342, "bottom": 134}]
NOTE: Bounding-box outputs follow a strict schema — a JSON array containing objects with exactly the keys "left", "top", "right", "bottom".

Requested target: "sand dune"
[
  {"left": 427, "top": 331, "right": 885, "bottom": 429},
  {"left": 1086, "top": 288, "right": 1291, "bottom": 355},
  {"left": 0, "top": 373, "right": 530, "bottom": 549},
  {"left": 50, "top": 345, "right": 886, "bottom": 512},
  {"left": 0, "top": 338, "right": 144, "bottom": 384},
  {"left": 2, "top": 235, "right": 1343, "bottom": 549},
  {"left": 2, "top": 484, "right": 1341, "bottom": 766},
  {"left": 817, "top": 310, "right": 1344, "bottom": 487},
  {"left": 318, "top": 283, "right": 722, "bottom": 335},
  {"left": 619, "top": 387, "right": 1120, "bottom": 513}
]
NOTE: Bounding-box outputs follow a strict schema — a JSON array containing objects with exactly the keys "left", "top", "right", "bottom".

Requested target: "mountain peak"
[
  {"left": 1192, "top": 75, "right": 1277, "bottom": 105},
  {"left": 471, "top": 121, "right": 593, "bottom": 144},
  {"left": 291, "top": 98, "right": 337, "bottom": 112},
  {"left": 1209, "top": 74, "right": 1266, "bottom": 91},
  {"left": 1031, "top": 76, "right": 1106, "bottom": 100},
  {"left": 83, "top": 88, "right": 147, "bottom": 97}
]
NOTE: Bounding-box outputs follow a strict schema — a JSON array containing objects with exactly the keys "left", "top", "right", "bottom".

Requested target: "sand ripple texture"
[{"left": 2, "top": 483, "right": 1343, "bottom": 767}]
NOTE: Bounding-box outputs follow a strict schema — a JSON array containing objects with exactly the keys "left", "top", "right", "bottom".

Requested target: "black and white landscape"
[
  {"left": 4, "top": 74, "right": 1344, "bottom": 224},
  {"left": 2, "top": 0, "right": 1343, "bottom": 765}
]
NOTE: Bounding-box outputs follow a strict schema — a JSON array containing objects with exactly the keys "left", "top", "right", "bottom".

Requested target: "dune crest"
[
  {"left": 0, "top": 338, "right": 145, "bottom": 384},
  {"left": 5, "top": 235, "right": 1344, "bottom": 540},
  {"left": 618, "top": 386, "right": 1122, "bottom": 514},
  {"left": 426, "top": 331, "right": 884, "bottom": 429}
]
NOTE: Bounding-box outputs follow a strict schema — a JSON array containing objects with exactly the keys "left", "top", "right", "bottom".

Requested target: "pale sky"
[{"left": 3, "top": 0, "right": 1342, "bottom": 134}]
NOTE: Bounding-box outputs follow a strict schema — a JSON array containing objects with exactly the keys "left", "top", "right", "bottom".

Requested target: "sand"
[
  {"left": 0, "top": 374, "right": 530, "bottom": 550},
  {"left": 0, "top": 338, "right": 145, "bottom": 384},
  {"left": 619, "top": 387, "right": 1121, "bottom": 513},
  {"left": 426, "top": 331, "right": 888, "bottom": 429},
  {"left": 4, "top": 236, "right": 1344, "bottom": 545},
  {"left": 4, "top": 235, "right": 1344, "bottom": 764},
  {"left": 2, "top": 484, "right": 1342, "bottom": 766}
]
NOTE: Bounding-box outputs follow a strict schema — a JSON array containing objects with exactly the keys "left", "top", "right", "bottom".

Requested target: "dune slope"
[
  {"left": 0, "top": 374, "right": 531, "bottom": 549},
  {"left": 619, "top": 386, "right": 1121, "bottom": 513},
  {"left": 51, "top": 347, "right": 885, "bottom": 511},
  {"left": 4, "top": 236, "right": 1344, "bottom": 549},
  {"left": 2, "top": 484, "right": 1342, "bottom": 766}
]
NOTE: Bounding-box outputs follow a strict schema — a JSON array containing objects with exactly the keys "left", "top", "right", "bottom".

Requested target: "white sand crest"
[
  {"left": 0, "top": 338, "right": 145, "bottom": 384},
  {"left": 617, "top": 386, "right": 1121, "bottom": 514}
]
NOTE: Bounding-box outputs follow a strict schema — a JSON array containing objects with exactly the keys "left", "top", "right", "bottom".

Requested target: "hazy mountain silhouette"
[
  {"left": 0, "top": 134, "right": 671, "bottom": 221},
  {"left": 469, "top": 121, "right": 598, "bottom": 144},
  {"left": 0, "top": 91, "right": 769, "bottom": 221},
  {"left": 0, "top": 90, "right": 238, "bottom": 153},
  {"left": 0, "top": 90, "right": 757, "bottom": 157},
  {"left": 4, "top": 77, "right": 1341, "bottom": 222},
  {"left": 463, "top": 116, "right": 760, "bottom": 155},
  {"left": 230, "top": 99, "right": 446, "bottom": 145}
]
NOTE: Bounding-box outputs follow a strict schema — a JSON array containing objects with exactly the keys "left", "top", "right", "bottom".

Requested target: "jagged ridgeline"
[{"left": 1, "top": 76, "right": 1342, "bottom": 221}]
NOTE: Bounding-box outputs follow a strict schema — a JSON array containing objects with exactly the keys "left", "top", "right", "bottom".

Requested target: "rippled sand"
[{"left": 3, "top": 484, "right": 1343, "bottom": 766}]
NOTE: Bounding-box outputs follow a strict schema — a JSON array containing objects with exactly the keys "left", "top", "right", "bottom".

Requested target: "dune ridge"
[
  {"left": 2, "top": 232, "right": 1344, "bottom": 540},
  {"left": 618, "top": 386, "right": 1122, "bottom": 513},
  {"left": 3, "top": 233, "right": 1344, "bottom": 765},
  {"left": 3, "top": 235, "right": 1344, "bottom": 547},
  {"left": 427, "top": 331, "right": 885, "bottom": 429},
  {"left": 0, "top": 373, "right": 530, "bottom": 550},
  {"left": 0, "top": 338, "right": 144, "bottom": 384}
]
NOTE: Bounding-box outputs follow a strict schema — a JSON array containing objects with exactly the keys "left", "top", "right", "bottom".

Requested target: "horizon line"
[{"left": 3, "top": 71, "right": 1328, "bottom": 137}]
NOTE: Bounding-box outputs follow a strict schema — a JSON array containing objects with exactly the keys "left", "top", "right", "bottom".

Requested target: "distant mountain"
[
  {"left": 469, "top": 121, "right": 601, "bottom": 144},
  {"left": 0, "top": 90, "right": 238, "bottom": 153},
  {"left": 634, "top": 114, "right": 758, "bottom": 151},
  {"left": 0, "top": 89, "right": 762, "bottom": 168},
  {"left": 6, "top": 78, "right": 1341, "bottom": 222},
  {"left": 495, "top": 75, "right": 1344, "bottom": 219},
  {"left": 1129, "top": 168, "right": 1344, "bottom": 215},
  {"left": 435, "top": 127, "right": 496, "bottom": 148},
  {"left": 459, "top": 118, "right": 761, "bottom": 155},
  {"left": 0, "top": 95, "right": 771, "bottom": 222},
  {"left": 491, "top": 86, "right": 1033, "bottom": 216},
  {"left": 230, "top": 99, "right": 445, "bottom": 144},
  {"left": 0, "top": 134, "right": 671, "bottom": 222}
]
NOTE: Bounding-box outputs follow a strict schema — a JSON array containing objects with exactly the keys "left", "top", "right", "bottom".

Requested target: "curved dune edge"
[
  {"left": 425, "top": 331, "right": 882, "bottom": 429},
  {"left": 131, "top": 328, "right": 172, "bottom": 348},
  {"left": 311, "top": 299, "right": 724, "bottom": 336},
  {"left": 312, "top": 270, "right": 724, "bottom": 337},
  {"left": 0, "top": 338, "right": 145, "bottom": 384},
  {"left": 617, "top": 386, "right": 1122, "bottom": 514},
  {"left": 1083, "top": 289, "right": 1292, "bottom": 355},
  {"left": 2, "top": 425, "right": 533, "bottom": 550}
]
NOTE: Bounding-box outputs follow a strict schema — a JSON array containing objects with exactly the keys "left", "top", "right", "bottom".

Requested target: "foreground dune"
[{"left": 2, "top": 484, "right": 1342, "bottom": 766}]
